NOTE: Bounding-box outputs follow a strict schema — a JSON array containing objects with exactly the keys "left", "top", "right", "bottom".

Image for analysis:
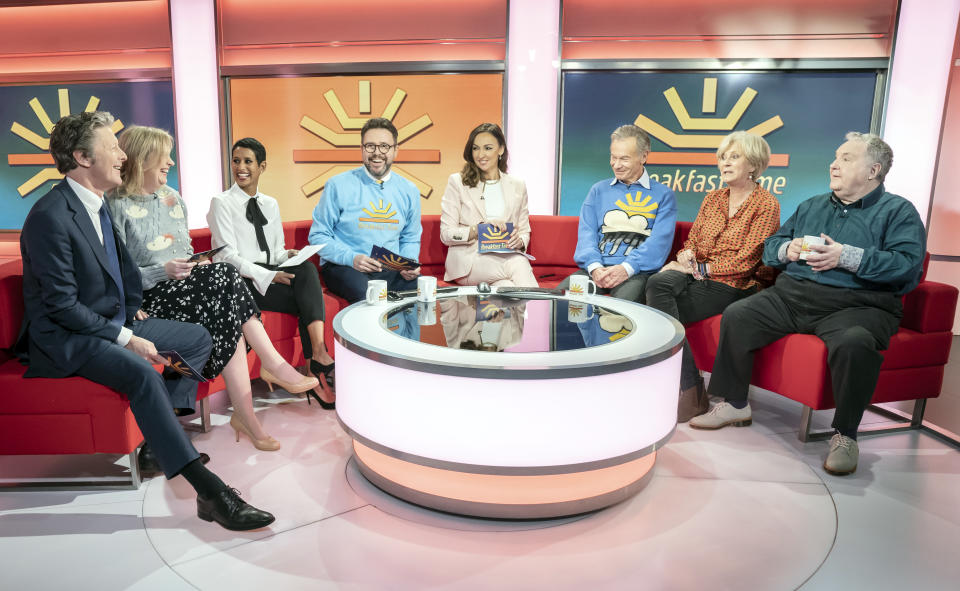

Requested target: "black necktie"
[
  {"left": 245, "top": 197, "right": 271, "bottom": 265},
  {"left": 98, "top": 205, "right": 126, "bottom": 325}
]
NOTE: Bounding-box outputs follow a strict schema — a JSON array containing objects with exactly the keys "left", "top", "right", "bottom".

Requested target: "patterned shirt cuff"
[
  {"left": 777, "top": 242, "right": 790, "bottom": 263},
  {"left": 838, "top": 244, "right": 863, "bottom": 273}
]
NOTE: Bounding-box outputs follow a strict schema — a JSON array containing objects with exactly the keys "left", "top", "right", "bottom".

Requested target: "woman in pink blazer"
[{"left": 440, "top": 123, "right": 538, "bottom": 287}]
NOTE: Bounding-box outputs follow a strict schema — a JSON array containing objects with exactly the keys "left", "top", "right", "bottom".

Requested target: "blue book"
[
  {"left": 157, "top": 350, "right": 208, "bottom": 382},
  {"left": 477, "top": 222, "right": 514, "bottom": 254},
  {"left": 370, "top": 244, "right": 418, "bottom": 271}
]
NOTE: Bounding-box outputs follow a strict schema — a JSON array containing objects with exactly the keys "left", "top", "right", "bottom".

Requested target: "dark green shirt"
[{"left": 762, "top": 185, "right": 926, "bottom": 295}]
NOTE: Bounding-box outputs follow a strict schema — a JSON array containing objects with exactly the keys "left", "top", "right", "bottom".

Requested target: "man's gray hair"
[
  {"left": 611, "top": 124, "right": 651, "bottom": 156},
  {"left": 49, "top": 111, "right": 116, "bottom": 173},
  {"left": 845, "top": 131, "right": 893, "bottom": 182}
]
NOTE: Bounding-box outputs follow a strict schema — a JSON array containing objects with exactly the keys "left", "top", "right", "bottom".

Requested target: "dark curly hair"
[{"left": 49, "top": 111, "right": 115, "bottom": 173}]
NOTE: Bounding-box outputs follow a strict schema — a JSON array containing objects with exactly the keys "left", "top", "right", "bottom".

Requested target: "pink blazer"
[{"left": 439, "top": 172, "right": 532, "bottom": 282}]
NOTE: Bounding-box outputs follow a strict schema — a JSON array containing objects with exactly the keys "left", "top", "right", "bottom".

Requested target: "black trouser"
[
  {"left": 246, "top": 261, "right": 325, "bottom": 360},
  {"left": 321, "top": 263, "right": 417, "bottom": 304},
  {"left": 645, "top": 270, "right": 755, "bottom": 389},
  {"left": 708, "top": 273, "right": 902, "bottom": 434},
  {"left": 74, "top": 318, "right": 212, "bottom": 478}
]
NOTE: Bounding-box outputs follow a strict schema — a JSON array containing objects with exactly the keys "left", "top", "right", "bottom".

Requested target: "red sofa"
[{"left": 1, "top": 215, "right": 955, "bottom": 486}]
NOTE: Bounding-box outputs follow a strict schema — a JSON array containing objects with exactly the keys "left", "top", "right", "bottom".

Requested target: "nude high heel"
[
  {"left": 230, "top": 413, "right": 281, "bottom": 452},
  {"left": 259, "top": 366, "right": 318, "bottom": 394}
]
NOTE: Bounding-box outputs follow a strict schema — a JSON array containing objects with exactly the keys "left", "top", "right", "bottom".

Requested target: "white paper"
[{"left": 279, "top": 244, "right": 324, "bottom": 267}]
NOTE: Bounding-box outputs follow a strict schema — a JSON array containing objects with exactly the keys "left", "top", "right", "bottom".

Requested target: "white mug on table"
[
  {"left": 365, "top": 279, "right": 388, "bottom": 305},
  {"left": 567, "top": 274, "right": 597, "bottom": 297},
  {"left": 417, "top": 275, "right": 437, "bottom": 302}
]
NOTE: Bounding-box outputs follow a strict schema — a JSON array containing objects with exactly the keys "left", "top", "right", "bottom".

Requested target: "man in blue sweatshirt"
[
  {"left": 690, "top": 133, "right": 926, "bottom": 476},
  {"left": 309, "top": 118, "right": 422, "bottom": 303},
  {"left": 561, "top": 125, "right": 677, "bottom": 302}
]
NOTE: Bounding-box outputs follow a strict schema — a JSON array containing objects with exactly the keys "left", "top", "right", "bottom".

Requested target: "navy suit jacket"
[{"left": 17, "top": 179, "right": 143, "bottom": 378}]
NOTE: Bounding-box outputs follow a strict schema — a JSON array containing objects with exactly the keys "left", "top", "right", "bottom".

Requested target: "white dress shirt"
[
  {"left": 207, "top": 183, "right": 290, "bottom": 295},
  {"left": 66, "top": 177, "right": 132, "bottom": 346}
]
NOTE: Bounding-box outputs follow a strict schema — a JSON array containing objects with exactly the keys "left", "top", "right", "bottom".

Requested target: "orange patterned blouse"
[{"left": 682, "top": 185, "right": 781, "bottom": 290}]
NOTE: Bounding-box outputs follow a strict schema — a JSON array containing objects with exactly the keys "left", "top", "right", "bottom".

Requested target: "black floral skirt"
[{"left": 143, "top": 262, "right": 260, "bottom": 379}]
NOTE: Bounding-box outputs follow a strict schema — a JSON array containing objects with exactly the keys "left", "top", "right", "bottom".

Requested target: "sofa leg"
[
  {"left": 183, "top": 397, "right": 213, "bottom": 433},
  {"left": 798, "top": 406, "right": 814, "bottom": 442},
  {"left": 128, "top": 445, "right": 142, "bottom": 490},
  {"left": 910, "top": 398, "right": 927, "bottom": 427},
  {"left": 198, "top": 397, "right": 212, "bottom": 433}
]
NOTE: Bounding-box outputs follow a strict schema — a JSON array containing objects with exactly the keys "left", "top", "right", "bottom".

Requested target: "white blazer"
[{"left": 439, "top": 172, "right": 532, "bottom": 282}]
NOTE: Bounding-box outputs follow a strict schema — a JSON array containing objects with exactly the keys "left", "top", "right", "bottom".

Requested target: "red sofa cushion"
[{"left": 0, "top": 259, "right": 24, "bottom": 351}]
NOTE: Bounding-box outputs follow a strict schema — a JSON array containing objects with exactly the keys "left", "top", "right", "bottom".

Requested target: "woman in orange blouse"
[{"left": 645, "top": 131, "right": 780, "bottom": 422}]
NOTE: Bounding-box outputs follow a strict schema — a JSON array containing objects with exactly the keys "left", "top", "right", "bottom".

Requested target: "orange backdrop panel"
[{"left": 229, "top": 74, "right": 503, "bottom": 223}]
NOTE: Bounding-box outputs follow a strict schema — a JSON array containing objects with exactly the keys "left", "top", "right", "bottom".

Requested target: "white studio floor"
[{"left": 1, "top": 378, "right": 958, "bottom": 591}]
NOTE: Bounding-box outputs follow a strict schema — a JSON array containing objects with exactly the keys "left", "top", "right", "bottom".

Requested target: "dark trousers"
[
  {"left": 321, "top": 263, "right": 417, "bottom": 304},
  {"left": 645, "top": 270, "right": 755, "bottom": 389},
  {"left": 558, "top": 269, "right": 653, "bottom": 303},
  {"left": 246, "top": 261, "right": 326, "bottom": 359},
  {"left": 708, "top": 273, "right": 902, "bottom": 433},
  {"left": 74, "top": 318, "right": 212, "bottom": 478}
]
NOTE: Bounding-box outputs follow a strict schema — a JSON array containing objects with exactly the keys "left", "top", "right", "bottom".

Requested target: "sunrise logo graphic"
[
  {"left": 479, "top": 301, "right": 503, "bottom": 320},
  {"left": 615, "top": 192, "right": 659, "bottom": 219},
  {"left": 360, "top": 198, "right": 399, "bottom": 224},
  {"left": 380, "top": 254, "right": 413, "bottom": 271},
  {"left": 8, "top": 89, "right": 124, "bottom": 197},
  {"left": 296, "top": 80, "right": 438, "bottom": 199},
  {"left": 635, "top": 77, "right": 788, "bottom": 167},
  {"left": 481, "top": 226, "right": 510, "bottom": 241}
]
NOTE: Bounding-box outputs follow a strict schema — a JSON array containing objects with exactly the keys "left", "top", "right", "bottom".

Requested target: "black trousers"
[
  {"left": 74, "top": 318, "right": 212, "bottom": 478},
  {"left": 645, "top": 270, "right": 755, "bottom": 389},
  {"left": 246, "top": 261, "right": 326, "bottom": 359},
  {"left": 708, "top": 273, "right": 902, "bottom": 433},
  {"left": 321, "top": 263, "right": 417, "bottom": 304}
]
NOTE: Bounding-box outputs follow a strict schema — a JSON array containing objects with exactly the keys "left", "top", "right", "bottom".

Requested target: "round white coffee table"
[{"left": 333, "top": 287, "right": 683, "bottom": 518}]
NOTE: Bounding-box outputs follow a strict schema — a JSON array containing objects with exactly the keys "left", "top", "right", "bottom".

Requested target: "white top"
[
  {"left": 65, "top": 176, "right": 132, "bottom": 346},
  {"left": 481, "top": 180, "right": 505, "bottom": 219},
  {"left": 207, "top": 183, "right": 291, "bottom": 295}
]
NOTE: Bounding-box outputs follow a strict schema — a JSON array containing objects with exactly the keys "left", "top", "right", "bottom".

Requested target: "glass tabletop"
[{"left": 381, "top": 295, "right": 634, "bottom": 353}]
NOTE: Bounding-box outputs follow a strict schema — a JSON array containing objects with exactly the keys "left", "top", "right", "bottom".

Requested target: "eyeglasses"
[{"left": 362, "top": 143, "right": 396, "bottom": 154}]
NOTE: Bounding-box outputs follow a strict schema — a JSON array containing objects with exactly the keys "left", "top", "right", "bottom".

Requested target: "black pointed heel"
[{"left": 309, "top": 359, "right": 336, "bottom": 410}]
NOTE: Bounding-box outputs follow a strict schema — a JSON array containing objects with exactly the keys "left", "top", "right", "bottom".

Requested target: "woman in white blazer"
[{"left": 439, "top": 123, "right": 538, "bottom": 287}]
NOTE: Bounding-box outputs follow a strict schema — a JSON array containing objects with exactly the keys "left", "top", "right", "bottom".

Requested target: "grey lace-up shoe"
[
  {"left": 688, "top": 401, "right": 752, "bottom": 430},
  {"left": 823, "top": 433, "right": 859, "bottom": 475}
]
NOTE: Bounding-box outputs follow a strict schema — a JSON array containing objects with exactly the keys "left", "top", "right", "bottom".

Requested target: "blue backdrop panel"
[
  {"left": 559, "top": 71, "right": 877, "bottom": 222},
  {"left": 1, "top": 81, "right": 178, "bottom": 230}
]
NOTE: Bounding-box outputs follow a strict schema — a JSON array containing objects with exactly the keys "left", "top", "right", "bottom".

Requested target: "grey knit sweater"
[{"left": 107, "top": 185, "right": 194, "bottom": 290}]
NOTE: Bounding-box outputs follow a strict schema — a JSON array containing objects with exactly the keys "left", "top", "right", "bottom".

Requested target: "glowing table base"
[{"left": 334, "top": 289, "right": 683, "bottom": 518}]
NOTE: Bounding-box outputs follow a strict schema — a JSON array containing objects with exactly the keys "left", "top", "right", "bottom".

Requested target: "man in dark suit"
[{"left": 18, "top": 111, "right": 274, "bottom": 531}]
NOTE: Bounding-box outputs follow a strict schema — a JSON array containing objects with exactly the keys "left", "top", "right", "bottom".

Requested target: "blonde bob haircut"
[
  {"left": 716, "top": 131, "right": 771, "bottom": 178},
  {"left": 116, "top": 125, "right": 174, "bottom": 197}
]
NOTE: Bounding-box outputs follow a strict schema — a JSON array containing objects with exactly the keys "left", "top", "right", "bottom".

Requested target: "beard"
[{"left": 363, "top": 158, "right": 391, "bottom": 180}]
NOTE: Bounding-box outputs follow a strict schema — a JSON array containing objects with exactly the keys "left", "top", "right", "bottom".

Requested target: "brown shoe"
[{"left": 677, "top": 380, "right": 709, "bottom": 423}]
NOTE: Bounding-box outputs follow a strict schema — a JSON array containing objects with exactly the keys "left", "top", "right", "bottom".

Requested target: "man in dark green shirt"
[{"left": 689, "top": 132, "right": 926, "bottom": 476}]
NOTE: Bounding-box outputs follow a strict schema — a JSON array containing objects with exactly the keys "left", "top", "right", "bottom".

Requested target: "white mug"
[
  {"left": 567, "top": 302, "right": 595, "bottom": 323},
  {"left": 417, "top": 275, "right": 437, "bottom": 302},
  {"left": 365, "top": 279, "right": 388, "bottom": 305},
  {"left": 567, "top": 274, "right": 597, "bottom": 297},
  {"left": 416, "top": 301, "right": 437, "bottom": 325},
  {"left": 799, "top": 235, "right": 825, "bottom": 260}
]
